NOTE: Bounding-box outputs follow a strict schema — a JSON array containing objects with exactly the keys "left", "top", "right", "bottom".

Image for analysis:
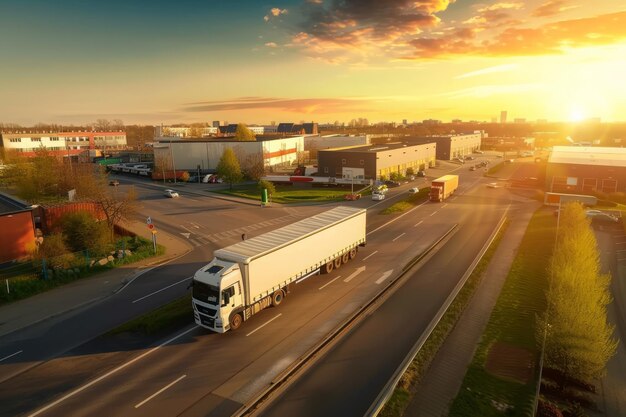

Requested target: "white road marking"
[
  {"left": 246, "top": 314, "right": 282, "bottom": 337},
  {"left": 28, "top": 326, "right": 198, "bottom": 417},
  {"left": 362, "top": 251, "right": 378, "bottom": 261},
  {"left": 318, "top": 276, "right": 342, "bottom": 291},
  {"left": 414, "top": 220, "right": 423, "bottom": 228},
  {"left": 135, "top": 375, "right": 187, "bottom": 408},
  {"left": 450, "top": 197, "right": 457, "bottom": 201},
  {"left": 442, "top": 203, "right": 448, "bottom": 208},
  {"left": 392, "top": 233, "right": 406, "bottom": 242},
  {"left": 375, "top": 270, "right": 393, "bottom": 285},
  {"left": 430, "top": 211, "right": 438, "bottom": 216},
  {"left": 180, "top": 232, "right": 191, "bottom": 239},
  {"left": 132, "top": 276, "right": 192, "bottom": 304},
  {"left": 190, "top": 222, "right": 201, "bottom": 229},
  {"left": 0, "top": 350, "right": 23, "bottom": 363},
  {"left": 344, "top": 266, "right": 366, "bottom": 283},
  {"left": 367, "top": 200, "right": 429, "bottom": 236}
]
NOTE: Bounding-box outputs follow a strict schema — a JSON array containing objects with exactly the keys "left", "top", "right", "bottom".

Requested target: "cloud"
[
  {"left": 440, "top": 83, "right": 540, "bottom": 99},
  {"left": 182, "top": 97, "right": 378, "bottom": 114},
  {"left": 477, "top": 2, "right": 524, "bottom": 12},
  {"left": 292, "top": 0, "right": 453, "bottom": 62},
  {"left": 406, "top": 11, "right": 626, "bottom": 58},
  {"left": 265, "top": 42, "right": 278, "bottom": 48},
  {"left": 455, "top": 64, "right": 519, "bottom": 79},
  {"left": 264, "top": 7, "right": 288, "bottom": 22},
  {"left": 532, "top": 0, "right": 579, "bottom": 17}
]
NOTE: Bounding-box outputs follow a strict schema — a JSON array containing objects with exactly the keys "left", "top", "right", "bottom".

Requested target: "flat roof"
[
  {"left": 156, "top": 135, "right": 301, "bottom": 143},
  {"left": 214, "top": 206, "right": 364, "bottom": 264},
  {"left": 318, "top": 141, "right": 435, "bottom": 154},
  {"left": 549, "top": 146, "right": 626, "bottom": 167},
  {"left": 0, "top": 193, "right": 31, "bottom": 215}
]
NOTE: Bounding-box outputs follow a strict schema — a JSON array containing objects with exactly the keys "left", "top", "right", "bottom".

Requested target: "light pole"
[{"left": 169, "top": 140, "right": 177, "bottom": 184}]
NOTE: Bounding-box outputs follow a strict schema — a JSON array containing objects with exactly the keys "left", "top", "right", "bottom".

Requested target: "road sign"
[
  {"left": 148, "top": 224, "right": 154, "bottom": 230},
  {"left": 151, "top": 230, "right": 158, "bottom": 235},
  {"left": 146, "top": 216, "right": 152, "bottom": 225}
]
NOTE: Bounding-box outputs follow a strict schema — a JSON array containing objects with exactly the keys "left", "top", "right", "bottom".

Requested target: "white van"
[{"left": 372, "top": 192, "right": 385, "bottom": 201}]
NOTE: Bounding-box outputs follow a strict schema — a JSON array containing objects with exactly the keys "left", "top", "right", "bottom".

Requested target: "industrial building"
[
  {"left": 0, "top": 131, "right": 126, "bottom": 158},
  {"left": 547, "top": 146, "right": 626, "bottom": 194},
  {"left": 153, "top": 136, "right": 304, "bottom": 172},
  {"left": 405, "top": 132, "right": 482, "bottom": 160},
  {"left": 317, "top": 142, "right": 436, "bottom": 181}
]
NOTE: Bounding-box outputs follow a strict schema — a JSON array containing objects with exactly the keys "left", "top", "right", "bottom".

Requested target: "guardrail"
[
  {"left": 233, "top": 223, "right": 459, "bottom": 417},
  {"left": 365, "top": 213, "right": 508, "bottom": 417}
]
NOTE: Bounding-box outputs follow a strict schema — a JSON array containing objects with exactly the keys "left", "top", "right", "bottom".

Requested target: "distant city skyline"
[{"left": 1, "top": 0, "right": 625, "bottom": 125}]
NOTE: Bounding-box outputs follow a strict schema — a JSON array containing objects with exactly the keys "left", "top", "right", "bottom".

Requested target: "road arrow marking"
[
  {"left": 181, "top": 233, "right": 191, "bottom": 239},
  {"left": 344, "top": 266, "right": 366, "bottom": 283},
  {"left": 375, "top": 270, "right": 393, "bottom": 285}
]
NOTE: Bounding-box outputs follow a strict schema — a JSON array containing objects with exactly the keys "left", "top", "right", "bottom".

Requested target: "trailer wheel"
[
  {"left": 349, "top": 248, "right": 357, "bottom": 260},
  {"left": 342, "top": 253, "right": 350, "bottom": 264},
  {"left": 334, "top": 257, "right": 342, "bottom": 269},
  {"left": 272, "top": 290, "right": 284, "bottom": 306},
  {"left": 230, "top": 313, "right": 243, "bottom": 331},
  {"left": 322, "top": 261, "right": 334, "bottom": 274}
]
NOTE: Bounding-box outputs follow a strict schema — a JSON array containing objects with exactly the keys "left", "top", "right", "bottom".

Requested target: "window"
[
  {"left": 31, "top": 138, "right": 41, "bottom": 142},
  {"left": 10, "top": 138, "right": 21, "bottom": 143},
  {"left": 50, "top": 137, "right": 59, "bottom": 141},
  {"left": 324, "top": 167, "right": 329, "bottom": 173},
  {"left": 360, "top": 159, "right": 364, "bottom": 165},
  {"left": 341, "top": 159, "right": 346, "bottom": 164},
  {"left": 602, "top": 179, "right": 617, "bottom": 193},
  {"left": 582, "top": 178, "right": 597, "bottom": 192}
]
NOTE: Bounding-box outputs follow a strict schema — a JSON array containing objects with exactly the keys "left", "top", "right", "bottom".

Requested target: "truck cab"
[{"left": 192, "top": 259, "right": 243, "bottom": 333}]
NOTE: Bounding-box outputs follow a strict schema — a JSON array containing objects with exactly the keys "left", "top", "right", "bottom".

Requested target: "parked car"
[
  {"left": 109, "top": 179, "right": 120, "bottom": 186},
  {"left": 454, "top": 157, "right": 465, "bottom": 164},
  {"left": 344, "top": 193, "right": 361, "bottom": 201},
  {"left": 417, "top": 170, "right": 426, "bottom": 177},
  {"left": 384, "top": 180, "right": 401, "bottom": 188},
  {"left": 408, "top": 175, "right": 416, "bottom": 181},
  {"left": 585, "top": 209, "right": 619, "bottom": 223},
  {"left": 470, "top": 166, "right": 476, "bottom": 171},
  {"left": 474, "top": 150, "right": 484, "bottom": 154},
  {"left": 408, "top": 187, "right": 419, "bottom": 194},
  {"left": 164, "top": 189, "right": 180, "bottom": 198},
  {"left": 371, "top": 192, "right": 385, "bottom": 201}
]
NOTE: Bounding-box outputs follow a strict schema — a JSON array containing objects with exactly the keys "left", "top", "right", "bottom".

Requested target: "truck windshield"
[{"left": 192, "top": 281, "right": 220, "bottom": 305}]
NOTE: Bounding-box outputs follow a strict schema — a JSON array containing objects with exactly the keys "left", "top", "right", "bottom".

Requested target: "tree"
[
  {"left": 234, "top": 123, "right": 256, "bottom": 141},
  {"left": 217, "top": 148, "right": 243, "bottom": 190},
  {"left": 61, "top": 211, "right": 111, "bottom": 255},
  {"left": 539, "top": 202, "right": 617, "bottom": 387},
  {"left": 242, "top": 153, "right": 266, "bottom": 180},
  {"left": 94, "top": 119, "right": 112, "bottom": 131}
]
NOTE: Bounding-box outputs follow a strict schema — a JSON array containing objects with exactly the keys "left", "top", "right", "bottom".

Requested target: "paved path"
[
  {"left": 405, "top": 203, "right": 538, "bottom": 417},
  {"left": 0, "top": 219, "right": 192, "bottom": 339}
]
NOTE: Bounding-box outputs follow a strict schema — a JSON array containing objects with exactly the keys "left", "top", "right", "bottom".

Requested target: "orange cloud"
[
  {"left": 407, "top": 11, "right": 626, "bottom": 58},
  {"left": 532, "top": 0, "right": 579, "bottom": 17},
  {"left": 182, "top": 97, "right": 378, "bottom": 114}
]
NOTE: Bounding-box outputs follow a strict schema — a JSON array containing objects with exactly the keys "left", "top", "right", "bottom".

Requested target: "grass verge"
[
  {"left": 448, "top": 208, "right": 555, "bottom": 417},
  {"left": 214, "top": 184, "right": 362, "bottom": 203},
  {"left": 379, "top": 219, "right": 509, "bottom": 417},
  {"left": 109, "top": 294, "right": 193, "bottom": 336},
  {"left": 379, "top": 188, "right": 430, "bottom": 215},
  {"left": 0, "top": 237, "right": 165, "bottom": 305}
]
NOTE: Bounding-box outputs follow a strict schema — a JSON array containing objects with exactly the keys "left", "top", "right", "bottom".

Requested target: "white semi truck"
[{"left": 191, "top": 206, "right": 367, "bottom": 333}]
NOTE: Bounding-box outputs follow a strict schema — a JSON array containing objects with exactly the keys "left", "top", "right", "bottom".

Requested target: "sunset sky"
[{"left": 1, "top": 0, "right": 625, "bottom": 125}]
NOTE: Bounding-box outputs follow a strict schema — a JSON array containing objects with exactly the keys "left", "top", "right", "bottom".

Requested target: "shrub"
[
  {"left": 537, "top": 400, "right": 564, "bottom": 417},
  {"left": 563, "top": 402, "right": 587, "bottom": 417},
  {"left": 61, "top": 211, "right": 112, "bottom": 256},
  {"left": 405, "top": 167, "right": 415, "bottom": 176},
  {"left": 258, "top": 179, "right": 276, "bottom": 196},
  {"left": 179, "top": 171, "right": 190, "bottom": 182}
]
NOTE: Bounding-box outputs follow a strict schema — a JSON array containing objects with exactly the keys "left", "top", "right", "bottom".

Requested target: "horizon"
[{"left": 1, "top": 0, "right": 625, "bottom": 125}]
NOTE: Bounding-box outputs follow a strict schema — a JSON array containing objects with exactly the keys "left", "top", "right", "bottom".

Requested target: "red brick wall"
[{"left": 41, "top": 203, "right": 106, "bottom": 234}]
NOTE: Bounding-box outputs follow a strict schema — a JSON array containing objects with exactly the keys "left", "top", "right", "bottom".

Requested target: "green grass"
[
  {"left": 379, "top": 219, "right": 509, "bottom": 417},
  {"left": 214, "top": 184, "right": 361, "bottom": 203},
  {"left": 109, "top": 294, "right": 193, "bottom": 336},
  {"left": 380, "top": 187, "right": 430, "bottom": 215},
  {"left": 0, "top": 237, "right": 165, "bottom": 305},
  {"left": 448, "top": 209, "right": 555, "bottom": 417}
]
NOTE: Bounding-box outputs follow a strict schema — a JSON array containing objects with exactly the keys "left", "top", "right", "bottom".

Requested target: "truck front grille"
[{"left": 195, "top": 304, "right": 217, "bottom": 317}]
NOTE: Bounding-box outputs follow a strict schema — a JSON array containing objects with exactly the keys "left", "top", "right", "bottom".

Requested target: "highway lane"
[
  {"left": 256, "top": 179, "right": 515, "bottom": 417},
  {"left": 16, "top": 171, "right": 510, "bottom": 417}
]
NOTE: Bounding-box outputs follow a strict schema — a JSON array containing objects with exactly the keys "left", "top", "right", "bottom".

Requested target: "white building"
[
  {"left": 304, "top": 135, "right": 370, "bottom": 151},
  {"left": 0, "top": 131, "right": 126, "bottom": 158},
  {"left": 153, "top": 136, "right": 304, "bottom": 171}
]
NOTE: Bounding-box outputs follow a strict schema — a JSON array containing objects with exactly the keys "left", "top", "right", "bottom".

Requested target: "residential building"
[{"left": 0, "top": 131, "right": 126, "bottom": 158}]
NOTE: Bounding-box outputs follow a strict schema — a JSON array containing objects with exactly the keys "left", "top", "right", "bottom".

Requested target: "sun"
[{"left": 568, "top": 106, "right": 587, "bottom": 122}]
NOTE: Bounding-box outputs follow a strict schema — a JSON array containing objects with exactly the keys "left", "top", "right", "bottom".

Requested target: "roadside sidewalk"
[
  {"left": 0, "top": 220, "right": 193, "bottom": 339},
  {"left": 405, "top": 203, "right": 538, "bottom": 417}
]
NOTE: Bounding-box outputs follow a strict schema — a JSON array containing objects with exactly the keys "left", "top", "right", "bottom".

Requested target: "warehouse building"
[
  {"left": 547, "top": 146, "right": 626, "bottom": 194},
  {"left": 405, "top": 132, "right": 482, "bottom": 160},
  {"left": 153, "top": 136, "right": 304, "bottom": 172},
  {"left": 317, "top": 142, "right": 436, "bottom": 181}
]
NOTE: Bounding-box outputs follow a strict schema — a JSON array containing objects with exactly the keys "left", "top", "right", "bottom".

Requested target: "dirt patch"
[{"left": 485, "top": 342, "right": 535, "bottom": 384}]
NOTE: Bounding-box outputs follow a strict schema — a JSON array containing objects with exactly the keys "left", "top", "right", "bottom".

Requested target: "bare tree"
[{"left": 95, "top": 119, "right": 112, "bottom": 131}]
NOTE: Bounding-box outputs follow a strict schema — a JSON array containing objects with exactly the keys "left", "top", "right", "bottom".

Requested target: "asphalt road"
[{"left": 0, "top": 157, "right": 506, "bottom": 417}]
